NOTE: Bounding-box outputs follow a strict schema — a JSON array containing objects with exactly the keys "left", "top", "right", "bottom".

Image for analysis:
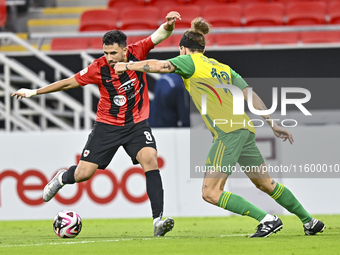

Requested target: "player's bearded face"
[{"left": 103, "top": 43, "right": 127, "bottom": 68}]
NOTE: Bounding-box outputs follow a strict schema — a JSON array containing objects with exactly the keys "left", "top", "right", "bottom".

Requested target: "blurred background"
[{"left": 0, "top": 0, "right": 339, "bottom": 220}]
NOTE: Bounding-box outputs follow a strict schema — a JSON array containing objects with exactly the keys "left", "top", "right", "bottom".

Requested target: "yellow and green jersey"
[{"left": 168, "top": 53, "right": 255, "bottom": 139}]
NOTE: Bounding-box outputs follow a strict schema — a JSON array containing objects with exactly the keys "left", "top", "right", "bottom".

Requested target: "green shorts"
[{"left": 205, "top": 129, "right": 264, "bottom": 175}]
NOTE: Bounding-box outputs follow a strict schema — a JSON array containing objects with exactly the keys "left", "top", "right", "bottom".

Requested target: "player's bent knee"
[
  {"left": 202, "top": 188, "right": 217, "bottom": 205},
  {"left": 140, "top": 156, "right": 158, "bottom": 171}
]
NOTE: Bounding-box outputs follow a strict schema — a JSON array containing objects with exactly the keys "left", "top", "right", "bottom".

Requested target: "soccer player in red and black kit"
[{"left": 12, "top": 11, "right": 181, "bottom": 237}]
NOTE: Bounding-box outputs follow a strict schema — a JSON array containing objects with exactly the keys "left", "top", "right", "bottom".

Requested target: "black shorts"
[{"left": 80, "top": 120, "right": 157, "bottom": 169}]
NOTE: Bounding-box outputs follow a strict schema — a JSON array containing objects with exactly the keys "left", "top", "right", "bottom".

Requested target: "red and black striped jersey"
[{"left": 74, "top": 36, "right": 154, "bottom": 126}]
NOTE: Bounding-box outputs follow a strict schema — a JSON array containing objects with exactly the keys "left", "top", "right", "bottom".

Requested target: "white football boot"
[
  {"left": 154, "top": 217, "right": 175, "bottom": 236},
  {"left": 42, "top": 169, "right": 66, "bottom": 202}
]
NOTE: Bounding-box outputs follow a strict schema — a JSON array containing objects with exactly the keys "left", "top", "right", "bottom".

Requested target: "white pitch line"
[{"left": 0, "top": 234, "right": 250, "bottom": 248}]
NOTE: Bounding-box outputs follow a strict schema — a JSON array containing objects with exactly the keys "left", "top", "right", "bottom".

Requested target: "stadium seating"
[
  {"left": 244, "top": 2, "right": 285, "bottom": 26},
  {"left": 205, "top": 34, "right": 216, "bottom": 46},
  {"left": 136, "top": 0, "right": 156, "bottom": 5},
  {"left": 108, "top": 0, "right": 137, "bottom": 10},
  {"left": 286, "top": 2, "right": 326, "bottom": 25},
  {"left": 155, "top": 36, "right": 173, "bottom": 47},
  {"left": 170, "top": 34, "right": 182, "bottom": 48},
  {"left": 79, "top": 9, "right": 118, "bottom": 32},
  {"left": 51, "top": 38, "right": 91, "bottom": 51},
  {"left": 90, "top": 37, "right": 103, "bottom": 50},
  {"left": 120, "top": 7, "right": 159, "bottom": 30},
  {"left": 203, "top": 4, "right": 242, "bottom": 27},
  {"left": 0, "top": 0, "right": 6, "bottom": 28},
  {"left": 49, "top": 0, "right": 340, "bottom": 51},
  {"left": 328, "top": 1, "right": 340, "bottom": 24},
  {"left": 216, "top": 33, "right": 257, "bottom": 45},
  {"left": 258, "top": 32, "right": 299, "bottom": 45},
  {"left": 301, "top": 31, "right": 340, "bottom": 43},
  {"left": 126, "top": 35, "right": 147, "bottom": 45},
  {"left": 176, "top": 0, "right": 196, "bottom": 4},
  {"left": 152, "top": 0, "right": 180, "bottom": 8},
  {"left": 161, "top": 5, "right": 201, "bottom": 28}
]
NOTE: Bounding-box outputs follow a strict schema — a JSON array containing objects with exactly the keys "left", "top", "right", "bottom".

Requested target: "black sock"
[
  {"left": 145, "top": 170, "right": 164, "bottom": 219},
  {"left": 61, "top": 165, "right": 77, "bottom": 184}
]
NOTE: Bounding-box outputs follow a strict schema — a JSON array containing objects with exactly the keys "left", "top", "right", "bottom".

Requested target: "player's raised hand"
[
  {"left": 165, "top": 11, "right": 181, "bottom": 26},
  {"left": 11, "top": 88, "right": 37, "bottom": 99}
]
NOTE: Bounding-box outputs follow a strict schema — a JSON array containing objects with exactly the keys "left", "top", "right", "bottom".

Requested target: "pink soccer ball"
[{"left": 53, "top": 210, "right": 82, "bottom": 238}]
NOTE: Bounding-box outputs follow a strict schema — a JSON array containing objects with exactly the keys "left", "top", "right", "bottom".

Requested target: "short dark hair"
[{"left": 102, "top": 30, "right": 127, "bottom": 48}]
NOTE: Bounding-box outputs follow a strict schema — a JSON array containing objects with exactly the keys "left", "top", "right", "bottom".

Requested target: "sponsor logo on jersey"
[
  {"left": 113, "top": 95, "right": 127, "bottom": 106},
  {"left": 80, "top": 67, "right": 88, "bottom": 76},
  {"left": 128, "top": 83, "right": 144, "bottom": 100},
  {"left": 83, "top": 150, "right": 90, "bottom": 157},
  {"left": 118, "top": 78, "right": 138, "bottom": 93}
]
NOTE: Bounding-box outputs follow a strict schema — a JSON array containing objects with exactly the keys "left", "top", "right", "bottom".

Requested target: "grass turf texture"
[{"left": 0, "top": 215, "right": 339, "bottom": 255}]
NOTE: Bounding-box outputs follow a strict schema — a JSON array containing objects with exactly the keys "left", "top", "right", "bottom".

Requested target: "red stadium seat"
[
  {"left": 161, "top": 5, "right": 201, "bottom": 28},
  {"left": 216, "top": 33, "right": 257, "bottom": 45},
  {"left": 244, "top": 3, "right": 285, "bottom": 26},
  {"left": 259, "top": 32, "right": 299, "bottom": 45},
  {"left": 0, "top": 0, "right": 7, "bottom": 28},
  {"left": 90, "top": 37, "right": 103, "bottom": 50},
  {"left": 153, "top": 0, "right": 180, "bottom": 8},
  {"left": 135, "top": 0, "right": 156, "bottom": 5},
  {"left": 301, "top": 31, "right": 340, "bottom": 43},
  {"left": 286, "top": 2, "right": 326, "bottom": 25},
  {"left": 155, "top": 36, "right": 173, "bottom": 47},
  {"left": 205, "top": 34, "right": 216, "bottom": 46},
  {"left": 176, "top": 0, "right": 196, "bottom": 4},
  {"left": 171, "top": 34, "right": 182, "bottom": 47},
  {"left": 51, "top": 38, "right": 90, "bottom": 51},
  {"left": 203, "top": 4, "right": 242, "bottom": 27},
  {"left": 329, "top": 2, "right": 340, "bottom": 24},
  {"left": 108, "top": 0, "right": 137, "bottom": 10},
  {"left": 126, "top": 35, "right": 147, "bottom": 45},
  {"left": 120, "top": 7, "right": 159, "bottom": 30},
  {"left": 79, "top": 9, "right": 118, "bottom": 32},
  {"left": 176, "top": 0, "right": 234, "bottom": 4}
]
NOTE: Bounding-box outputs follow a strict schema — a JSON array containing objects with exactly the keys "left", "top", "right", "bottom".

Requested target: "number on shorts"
[{"left": 144, "top": 131, "right": 153, "bottom": 141}]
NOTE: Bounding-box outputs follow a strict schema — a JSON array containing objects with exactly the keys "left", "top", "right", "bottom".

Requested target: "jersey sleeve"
[
  {"left": 74, "top": 61, "right": 99, "bottom": 86},
  {"left": 230, "top": 68, "right": 249, "bottom": 90},
  {"left": 128, "top": 36, "right": 154, "bottom": 61},
  {"left": 168, "top": 55, "right": 195, "bottom": 79}
]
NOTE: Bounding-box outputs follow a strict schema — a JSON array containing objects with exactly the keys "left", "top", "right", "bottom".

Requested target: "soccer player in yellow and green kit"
[{"left": 114, "top": 17, "right": 325, "bottom": 238}]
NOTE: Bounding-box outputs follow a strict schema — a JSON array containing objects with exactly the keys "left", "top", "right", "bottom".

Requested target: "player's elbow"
[{"left": 156, "top": 61, "right": 174, "bottom": 73}]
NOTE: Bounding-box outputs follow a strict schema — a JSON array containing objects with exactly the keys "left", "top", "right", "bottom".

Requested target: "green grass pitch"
[{"left": 0, "top": 214, "right": 339, "bottom": 255}]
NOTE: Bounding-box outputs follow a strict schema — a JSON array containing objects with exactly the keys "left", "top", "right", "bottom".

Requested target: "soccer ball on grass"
[{"left": 53, "top": 210, "right": 82, "bottom": 238}]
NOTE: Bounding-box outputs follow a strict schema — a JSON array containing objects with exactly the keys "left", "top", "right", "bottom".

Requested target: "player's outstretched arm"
[
  {"left": 11, "top": 76, "right": 81, "bottom": 99},
  {"left": 115, "top": 60, "right": 176, "bottom": 75},
  {"left": 243, "top": 87, "right": 294, "bottom": 144},
  {"left": 151, "top": 11, "right": 181, "bottom": 45}
]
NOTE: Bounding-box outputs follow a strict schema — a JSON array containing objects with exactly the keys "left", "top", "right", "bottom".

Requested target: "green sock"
[
  {"left": 218, "top": 191, "right": 267, "bottom": 222},
  {"left": 270, "top": 182, "right": 312, "bottom": 224}
]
